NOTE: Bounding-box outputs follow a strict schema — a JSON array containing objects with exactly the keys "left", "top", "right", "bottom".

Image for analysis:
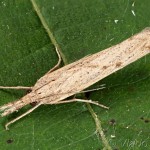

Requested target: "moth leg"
[
  {"left": 5, "top": 102, "right": 43, "bottom": 130},
  {"left": 0, "top": 86, "right": 32, "bottom": 90},
  {"left": 54, "top": 98, "right": 109, "bottom": 109},
  {"left": 47, "top": 47, "right": 62, "bottom": 73}
]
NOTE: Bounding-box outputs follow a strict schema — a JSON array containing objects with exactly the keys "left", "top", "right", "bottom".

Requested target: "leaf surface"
[{"left": 0, "top": 0, "right": 150, "bottom": 149}]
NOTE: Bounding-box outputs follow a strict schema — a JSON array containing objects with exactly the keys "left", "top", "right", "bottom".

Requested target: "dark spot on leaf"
[
  {"left": 113, "top": 148, "right": 119, "bottom": 150},
  {"left": 7, "top": 139, "right": 13, "bottom": 144},
  {"left": 140, "top": 117, "right": 144, "bottom": 120},
  {"left": 140, "top": 117, "right": 150, "bottom": 123},
  {"left": 144, "top": 119, "right": 149, "bottom": 123},
  {"left": 109, "top": 119, "right": 116, "bottom": 125}
]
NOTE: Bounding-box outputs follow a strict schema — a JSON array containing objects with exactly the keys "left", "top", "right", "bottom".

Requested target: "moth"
[{"left": 0, "top": 28, "right": 150, "bottom": 130}]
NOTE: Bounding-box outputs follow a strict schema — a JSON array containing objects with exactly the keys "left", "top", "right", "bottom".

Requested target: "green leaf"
[{"left": 0, "top": 0, "right": 150, "bottom": 149}]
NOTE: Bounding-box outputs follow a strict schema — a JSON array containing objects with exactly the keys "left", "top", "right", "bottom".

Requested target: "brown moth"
[{"left": 0, "top": 28, "right": 150, "bottom": 130}]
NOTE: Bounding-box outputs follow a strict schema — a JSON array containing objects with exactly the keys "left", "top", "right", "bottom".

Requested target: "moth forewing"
[
  {"left": 33, "top": 27, "right": 150, "bottom": 103},
  {"left": 0, "top": 28, "right": 150, "bottom": 129}
]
